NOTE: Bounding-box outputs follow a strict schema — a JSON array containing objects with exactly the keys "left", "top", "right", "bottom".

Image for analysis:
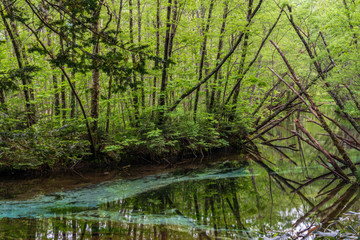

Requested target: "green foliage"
[
  {"left": 5, "top": 0, "right": 358, "bottom": 171},
  {"left": 101, "top": 112, "right": 250, "bottom": 162},
  {"left": 0, "top": 117, "right": 91, "bottom": 170},
  {"left": 8, "top": 66, "right": 40, "bottom": 83}
]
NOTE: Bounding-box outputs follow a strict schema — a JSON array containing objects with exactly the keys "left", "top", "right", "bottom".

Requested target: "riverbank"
[
  {"left": 0, "top": 118, "right": 249, "bottom": 178},
  {"left": 0, "top": 148, "right": 246, "bottom": 179}
]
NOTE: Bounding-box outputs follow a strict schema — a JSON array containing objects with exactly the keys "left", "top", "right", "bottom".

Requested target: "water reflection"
[{"left": 1, "top": 159, "right": 359, "bottom": 239}]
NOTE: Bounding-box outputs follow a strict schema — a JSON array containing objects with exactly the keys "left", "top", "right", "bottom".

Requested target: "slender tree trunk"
[
  {"left": 42, "top": 0, "right": 60, "bottom": 117},
  {"left": 228, "top": 33, "right": 249, "bottom": 121},
  {"left": 209, "top": 1, "right": 228, "bottom": 112},
  {"left": 0, "top": 3, "right": 36, "bottom": 126},
  {"left": 137, "top": 0, "right": 145, "bottom": 108},
  {"left": 168, "top": 0, "right": 264, "bottom": 112},
  {"left": 152, "top": 0, "right": 161, "bottom": 114},
  {"left": 106, "top": 0, "right": 123, "bottom": 133},
  {"left": 70, "top": 34, "right": 76, "bottom": 118},
  {"left": 129, "top": 0, "right": 140, "bottom": 122},
  {"left": 193, "top": 0, "right": 215, "bottom": 121},
  {"left": 229, "top": 0, "right": 252, "bottom": 121},
  {"left": 53, "top": 75, "right": 60, "bottom": 116},
  {"left": 10, "top": 8, "right": 36, "bottom": 104},
  {"left": 0, "top": 88, "right": 7, "bottom": 113},
  {"left": 167, "top": 0, "right": 179, "bottom": 108},
  {"left": 58, "top": 12, "right": 67, "bottom": 123},
  {"left": 60, "top": 58, "right": 66, "bottom": 122},
  {"left": 91, "top": 1, "right": 104, "bottom": 148},
  {"left": 158, "top": 0, "right": 172, "bottom": 124},
  {"left": 22, "top": 3, "right": 96, "bottom": 156},
  {"left": 168, "top": 0, "right": 179, "bottom": 58}
]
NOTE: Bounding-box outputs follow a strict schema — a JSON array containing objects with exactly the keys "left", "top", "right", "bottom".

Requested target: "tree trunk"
[
  {"left": 193, "top": 0, "right": 215, "bottom": 121},
  {"left": 53, "top": 75, "right": 60, "bottom": 116},
  {"left": 1, "top": 2, "right": 36, "bottom": 126},
  {"left": 0, "top": 88, "right": 7, "bottom": 113},
  {"left": 106, "top": 0, "right": 123, "bottom": 133},
  {"left": 209, "top": 1, "right": 228, "bottom": 112},
  {"left": 228, "top": 0, "right": 252, "bottom": 122},
  {"left": 270, "top": 39, "right": 357, "bottom": 177},
  {"left": 168, "top": 0, "right": 264, "bottom": 112},
  {"left": 129, "top": 0, "right": 140, "bottom": 122},
  {"left": 152, "top": 0, "right": 161, "bottom": 114},
  {"left": 59, "top": 12, "right": 67, "bottom": 123},
  {"left": 91, "top": 1, "right": 104, "bottom": 148},
  {"left": 137, "top": 0, "right": 145, "bottom": 108},
  {"left": 70, "top": 34, "right": 77, "bottom": 118},
  {"left": 158, "top": 0, "right": 172, "bottom": 124},
  {"left": 287, "top": 6, "right": 360, "bottom": 136},
  {"left": 42, "top": 0, "right": 60, "bottom": 117},
  {"left": 22, "top": 3, "right": 97, "bottom": 156}
]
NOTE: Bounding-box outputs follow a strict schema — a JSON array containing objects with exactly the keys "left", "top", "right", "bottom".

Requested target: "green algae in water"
[
  {"left": 0, "top": 160, "right": 359, "bottom": 239},
  {"left": 0, "top": 162, "right": 251, "bottom": 219}
]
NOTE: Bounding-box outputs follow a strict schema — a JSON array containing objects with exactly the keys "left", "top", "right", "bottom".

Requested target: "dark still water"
[{"left": 0, "top": 155, "right": 359, "bottom": 239}]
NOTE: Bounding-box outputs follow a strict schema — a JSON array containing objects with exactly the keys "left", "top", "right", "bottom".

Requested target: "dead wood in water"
[
  {"left": 251, "top": 63, "right": 334, "bottom": 136},
  {"left": 293, "top": 119, "right": 349, "bottom": 181},
  {"left": 287, "top": 6, "right": 360, "bottom": 136},
  {"left": 246, "top": 6, "right": 360, "bottom": 186},
  {"left": 248, "top": 38, "right": 359, "bottom": 182},
  {"left": 252, "top": 39, "right": 358, "bottom": 181}
]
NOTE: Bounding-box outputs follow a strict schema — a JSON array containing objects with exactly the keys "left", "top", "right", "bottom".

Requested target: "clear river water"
[{"left": 0, "top": 112, "right": 360, "bottom": 239}]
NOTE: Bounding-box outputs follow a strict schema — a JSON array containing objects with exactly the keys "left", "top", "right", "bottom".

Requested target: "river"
[{"left": 0, "top": 111, "right": 359, "bottom": 239}]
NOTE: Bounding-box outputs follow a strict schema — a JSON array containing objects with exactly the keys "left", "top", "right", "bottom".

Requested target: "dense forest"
[
  {"left": 0, "top": 0, "right": 360, "bottom": 178},
  {"left": 2, "top": 0, "right": 360, "bottom": 238}
]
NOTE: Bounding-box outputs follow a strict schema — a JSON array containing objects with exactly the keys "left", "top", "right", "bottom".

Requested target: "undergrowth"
[{"left": 0, "top": 112, "right": 251, "bottom": 172}]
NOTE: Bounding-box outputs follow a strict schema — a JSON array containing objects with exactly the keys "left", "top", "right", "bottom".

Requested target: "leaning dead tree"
[{"left": 248, "top": 6, "right": 360, "bottom": 183}]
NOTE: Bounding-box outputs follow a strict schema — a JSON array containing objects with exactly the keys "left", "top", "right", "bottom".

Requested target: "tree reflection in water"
[{"left": 0, "top": 159, "right": 359, "bottom": 239}]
